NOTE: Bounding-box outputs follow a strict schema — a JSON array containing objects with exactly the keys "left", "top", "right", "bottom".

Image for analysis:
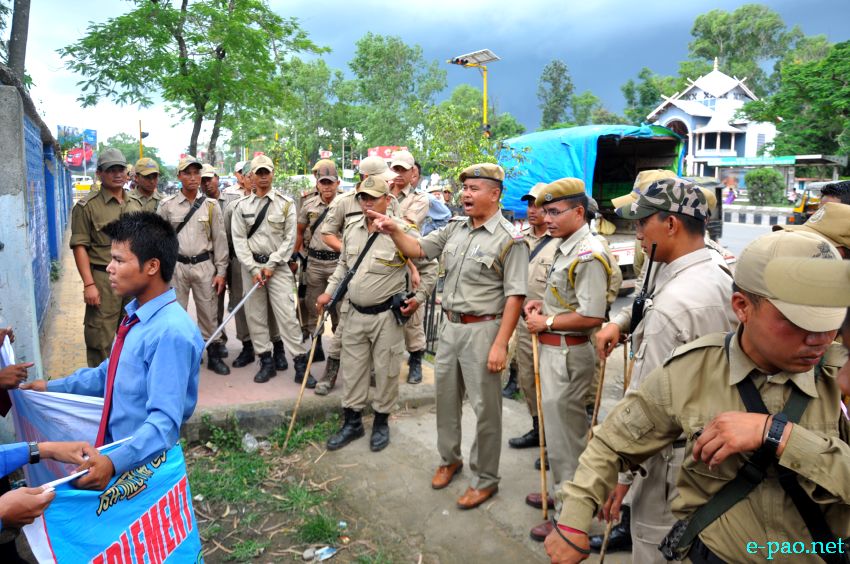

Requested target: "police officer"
[
  {"left": 774, "top": 201, "right": 850, "bottom": 258},
  {"left": 201, "top": 163, "right": 233, "bottom": 359},
  {"left": 231, "top": 155, "right": 310, "bottom": 384},
  {"left": 70, "top": 147, "right": 129, "bottom": 366},
  {"left": 369, "top": 163, "right": 528, "bottom": 509},
  {"left": 545, "top": 229, "right": 850, "bottom": 563},
  {"left": 125, "top": 157, "right": 162, "bottom": 213},
  {"left": 591, "top": 178, "right": 738, "bottom": 561},
  {"left": 317, "top": 176, "right": 436, "bottom": 450},
  {"left": 522, "top": 178, "right": 611, "bottom": 541},
  {"left": 158, "top": 155, "right": 230, "bottom": 375}
]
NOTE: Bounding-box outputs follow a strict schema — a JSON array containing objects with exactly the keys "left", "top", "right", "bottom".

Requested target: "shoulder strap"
[
  {"left": 175, "top": 195, "right": 207, "bottom": 235},
  {"left": 306, "top": 206, "right": 331, "bottom": 243},
  {"left": 529, "top": 235, "right": 554, "bottom": 261},
  {"left": 247, "top": 198, "right": 272, "bottom": 239}
]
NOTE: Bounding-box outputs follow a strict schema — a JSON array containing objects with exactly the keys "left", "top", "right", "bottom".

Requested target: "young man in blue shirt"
[{"left": 24, "top": 212, "right": 204, "bottom": 489}]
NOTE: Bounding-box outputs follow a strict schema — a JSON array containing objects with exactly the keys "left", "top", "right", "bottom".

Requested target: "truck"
[{"left": 499, "top": 124, "right": 732, "bottom": 291}]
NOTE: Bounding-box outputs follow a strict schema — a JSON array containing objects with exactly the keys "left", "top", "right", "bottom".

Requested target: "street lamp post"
[{"left": 448, "top": 49, "right": 500, "bottom": 137}]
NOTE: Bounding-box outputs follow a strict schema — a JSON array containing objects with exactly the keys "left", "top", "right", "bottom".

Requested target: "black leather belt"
[
  {"left": 308, "top": 249, "right": 341, "bottom": 261},
  {"left": 350, "top": 297, "right": 393, "bottom": 315},
  {"left": 672, "top": 438, "right": 687, "bottom": 449},
  {"left": 252, "top": 253, "right": 270, "bottom": 264},
  {"left": 177, "top": 251, "right": 210, "bottom": 265},
  {"left": 689, "top": 538, "right": 727, "bottom": 564},
  {"left": 90, "top": 264, "right": 108, "bottom": 272}
]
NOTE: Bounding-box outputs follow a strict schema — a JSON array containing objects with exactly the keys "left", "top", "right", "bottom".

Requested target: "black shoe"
[
  {"left": 589, "top": 506, "right": 632, "bottom": 553},
  {"left": 502, "top": 365, "right": 519, "bottom": 398},
  {"left": 534, "top": 455, "right": 549, "bottom": 471},
  {"left": 253, "top": 352, "right": 276, "bottom": 383},
  {"left": 327, "top": 408, "right": 365, "bottom": 451},
  {"left": 207, "top": 355, "right": 230, "bottom": 375},
  {"left": 407, "top": 350, "right": 423, "bottom": 384},
  {"left": 293, "top": 354, "right": 316, "bottom": 388},
  {"left": 508, "top": 417, "right": 539, "bottom": 449},
  {"left": 273, "top": 340, "right": 288, "bottom": 371},
  {"left": 370, "top": 412, "right": 390, "bottom": 452},
  {"left": 232, "top": 341, "right": 255, "bottom": 368},
  {"left": 208, "top": 341, "right": 229, "bottom": 359},
  {"left": 313, "top": 337, "right": 326, "bottom": 363}
]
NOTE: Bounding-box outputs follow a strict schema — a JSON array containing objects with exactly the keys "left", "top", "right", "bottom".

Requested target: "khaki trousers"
[
  {"left": 631, "top": 444, "right": 683, "bottom": 564},
  {"left": 241, "top": 268, "right": 307, "bottom": 357},
  {"left": 174, "top": 260, "right": 221, "bottom": 345},
  {"left": 514, "top": 319, "right": 538, "bottom": 417},
  {"left": 84, "top": 268, "right": 126, "bottom": 367},
  {"left": 340, "top": 308, "right": 404, "bottom": 413},
  {"left": 230, "top": 257, "right": 280, "bottom": 344},
  {"left": 436, "top": 319, "right": 503, "bottom": 490},
  {"left": 403, "top": 307, "right": 426, "bottom": 352},
  {"left": 302, "top": 259, "right": 340, "bottom": 357},
  {"left": 539, "top": 339, "right": 595, "bottom": 498}
]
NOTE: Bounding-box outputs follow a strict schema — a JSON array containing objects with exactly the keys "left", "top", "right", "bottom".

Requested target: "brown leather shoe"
[
  {"left": 525, "top": 492, "right": 555, "bottom": 510},
  {"left": 529, "top": 520, "right": 554, "bottom": 542},
  {"left": 431, "top": 462, "right": 463, "bottom": 490},
  {"left": 456, "top": 486, "right": 498, "bottom": 509}
]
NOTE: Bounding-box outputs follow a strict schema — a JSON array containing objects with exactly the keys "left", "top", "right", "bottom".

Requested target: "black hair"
[
  {"left": 414, "top": 161, "right": 422, "bottom": 175},
  {"left": 102, "top": 212, "right": 178, "bottom": 282},
  {"left": 821, "top": 181, "right": 850, "bottom": 205},
  {"left": 656, "top": 210, "right": 706, "bottom": 237},
  {"left": 732, "top": 282, "right": 764, "bottom": 307}
]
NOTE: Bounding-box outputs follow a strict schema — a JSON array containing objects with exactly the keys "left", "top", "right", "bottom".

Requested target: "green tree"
[
  {"left": 744, "top": 168, "right": 785, "bottom": 206},
  {"left": 442, "top": 85, "right": 525, "bottom": 141},
  {"left": 60, "top": 0, "right": 321, "bottom": 159},
  {"left": 537, "top": 59, "right": 573, "bottom": 129},
  {"left": 621, "top": 67, "right": 681, "bottom": 125},
  {"left": 100, "top": 132, "right": 163, "bottom": 167}
]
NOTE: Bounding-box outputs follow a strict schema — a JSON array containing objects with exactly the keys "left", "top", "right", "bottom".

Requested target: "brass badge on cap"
[
  {"left": 474, "top": 168, "right": 481, "bottom": 177},
  {"left": 364, "top": 178, "right": 375, "bottom": 187},
  {"left": 545, "top": 193, "right": 553, "bottom": 201}
]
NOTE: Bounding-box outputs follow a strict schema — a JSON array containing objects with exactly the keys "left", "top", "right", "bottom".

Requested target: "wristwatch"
[
  {"left": 764, "top": 413, "right": 788, "bottom": 456},
  {"left": 27, "top": 442, "right": 40, "bottom": 465},
  {"left": 545, "top": 315, "right": 555, "bottom": 330}
]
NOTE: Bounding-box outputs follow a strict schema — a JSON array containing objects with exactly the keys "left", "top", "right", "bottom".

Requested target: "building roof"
[{"left": 694, "top": 113, "right": 744, "bottom": 134}]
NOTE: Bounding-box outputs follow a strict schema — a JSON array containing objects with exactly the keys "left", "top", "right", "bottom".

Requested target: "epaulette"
[
  {"left": 662, "top": 333, "right": 727, "bottom": 367},
  {"left": 499, "top": 218, "right": 524, "bottom": 241},
  {"left": 344, "top": 214, "right": 363, "bottom": 228},
  {"left": 76, "top": 190, "right": 100, "bottom": 207},
  {"left": 280, "top": 193, "right": 294, "bottom": 204},
  {"left": 160, "top": 193, "right": 177, "bottom": 204},
  {"left": 577, "top": 234, "right": 606, "bottom": 263}
]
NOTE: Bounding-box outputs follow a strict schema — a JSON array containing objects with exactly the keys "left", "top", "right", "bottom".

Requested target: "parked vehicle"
[{"left": 66, "top": 143, "right": 94, "bottom": 168}]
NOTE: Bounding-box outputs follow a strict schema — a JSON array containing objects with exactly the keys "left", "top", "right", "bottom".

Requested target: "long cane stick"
[
  {"left": 282, "top": 311, "right": 328, "bottom": 451},
  {"left": 599, "top": 520, "right": 615, "bottom": 563},
  {"left": 531, "top": 333, "right": 548, "bottom": 520},
  {"left": 204, "top": 280, "right": 262, "bottom": 349},
  {"left": 622, "top": 339, "right": 631, "bottom": 393},
  {"left": 588, "top": 356, "right": 607, "bottom": 440}
]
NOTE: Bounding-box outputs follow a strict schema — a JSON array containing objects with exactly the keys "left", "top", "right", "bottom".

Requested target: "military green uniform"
[
  {"left": 70, "top": 189, "right": 127, "bottom": 366},
  {"left": 539, "top": 224, "right": 609, "bottom": 497},
  {"left": 231, "top": 190, "right": 307, "bottom": 358},
  {"left": 395, "top": 185, "right": 433, "bottom": 355},
  {"left": 325, "top": 216, "right": 435, "bottom": 412},
  {"left": 419, "top": 211, "right": 528, "bottom": 490},
  {"left": 124, "top": 187, "right": 162, "bottom": 213},
  {"left": 157, "top": 191, "right": 228, "bottom": 344}
]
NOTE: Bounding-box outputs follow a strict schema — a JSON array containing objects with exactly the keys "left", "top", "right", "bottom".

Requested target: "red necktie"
[{"left": 95, "top": 316, "right": 139, "bottom": 447}]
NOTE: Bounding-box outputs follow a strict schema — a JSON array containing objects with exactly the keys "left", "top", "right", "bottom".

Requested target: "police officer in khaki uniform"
[
  {"left": 369, "top": 163, "right": 528, "bottom": 509},
  {"left": 158, "top": 155, "right": 230, "bottom": 375},
  {"left": 507, "top": 183, "right": 558, "bottom": 450},
  {"left": 317, "top": 176, "right": 437, "bottom": 451},
  {"left": 231, "top": 155, "right": 310, "bottom": 384},
  {"left": 125, "top": 157, "right": 162, "bottom": 213},
  {"left": 522, "top": 178, "right": 610, "bottom": 540},
  {"left": 70, "top": 147, "right": 129, "bottom": 366},
  {"left": 591, "top": 178, "right": 737, "bottom": 561},
  {"left": 774, "top": 201, "right": 850, "bottom": 258},
  {"left": 201, "top": 163, "right": 233, "bottom": 359},
  {"left": 545, "top": 229, "right": 850, "bottom": 563}
]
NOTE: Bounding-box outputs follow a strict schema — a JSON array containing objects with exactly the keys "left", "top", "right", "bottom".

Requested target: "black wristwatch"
[
  {"left": 27, "top": 442, "right": 40, "bottom": 465},
  {"left": 764, "top": 413, "right": 788, "bottom": 456}
]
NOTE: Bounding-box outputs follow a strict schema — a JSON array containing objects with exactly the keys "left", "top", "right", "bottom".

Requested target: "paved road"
[{"left": 717, "top": 221, "right": 773, "bottom": 258}]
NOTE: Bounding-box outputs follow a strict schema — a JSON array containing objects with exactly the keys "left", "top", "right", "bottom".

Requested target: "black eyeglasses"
[{"left": 543, "top": 206, "right": 577, "bottom": 217}]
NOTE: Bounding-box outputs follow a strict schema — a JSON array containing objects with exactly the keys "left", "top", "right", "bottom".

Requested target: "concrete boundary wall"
[{"left": 723, "top": 204, "right": 792, "bottom": 226}]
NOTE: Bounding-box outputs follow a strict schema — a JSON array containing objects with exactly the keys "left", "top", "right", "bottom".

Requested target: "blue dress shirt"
[
  {"left": 47, "top": 288, "right": 203, "bottom": 474},
  {"left": 0, "top": 442, "right": 29, "bottom": 478}
]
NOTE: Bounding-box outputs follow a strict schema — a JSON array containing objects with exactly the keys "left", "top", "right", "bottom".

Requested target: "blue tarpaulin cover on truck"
[{"left": 498, "top": 124, "right": 682, "bottom": 218}]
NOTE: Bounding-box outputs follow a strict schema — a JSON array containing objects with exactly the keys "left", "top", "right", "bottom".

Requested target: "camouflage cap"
[
  {"left": 772, "top": 202, "right": 850, "bottom": 251},
  {"left": 737, "top": 230, "right": 846, "bottom": 332},
  {"left": 201, "top": 164, "right": 217, "bottom": 178},
  {"left": 134, "top": 157, "right": 160, "bottom": 176},
  {"left": 611, "top": 169, "right": 678, "bottom": 209},
  {"left": 459, "top": 163, "right": 505, "bottom": 185},
  {"left": 521, "top": 182, "right": 548, "bottom": 203},
  {"left": 359, "top": 156, "right": 396, "bottom": 182},
  {"left": 535, "top": 178, "right": 586, "bottom": 207},
  {"left": 97, "top": 147, "right": 127, "bottom": 170},
  {"left": 250, "top": 154, "right": 274, "bottom": 173},
  {"left": 616, "top": 178, "right": 708, "bottom": 221},
  {"left": 358, "top": 176, "right": 389, "bottom": 198},
  {"left": 177, "top": 155, "right": 202, "bottom": 172}
]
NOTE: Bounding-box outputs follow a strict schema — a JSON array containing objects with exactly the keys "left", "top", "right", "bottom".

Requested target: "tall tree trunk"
[
  {"left": 189, "top": 107, "right": 204, "bottom": 157},
  {"left": 206, "top": 99, "right": 225, "bottom": 164},
  {"left": 8, "top": 0, "right": 31, "bottom": 81}
]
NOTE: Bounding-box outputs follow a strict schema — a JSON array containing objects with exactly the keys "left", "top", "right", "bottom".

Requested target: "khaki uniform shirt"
[
  {"left": 419, "top": 211, "right": 528, "bottom": 315},
  {"left": 124, "top": 188, "right": 162, "bottom": 214},
  {"left": 231, "top": 190, "right": 296, "bottom": 277},
  {"left": 321, "top": 190, "right": 401, "bottom": 238},
  {"left": 157, "top": 191, "right": 228, "bottom": 277},
  {"left": 594, "top": 232, "right": 623, "bottom": 305},
  {"left": 297, "top": 194, "right": 336, "bottom": 252},
  {"left": 559, "top": 331, "right": 850, "bottom": 562},
  {"left": 523, "top": 227, "right": 558, "bottom": 302},
  {"left": 396, "top": 185, "right": 429, "bottom": 229},
  {"left": 542, "top": 224, "right": 609, "bottom": 335},
  {"left": 69, "top": 189, "right": 127, "bottom": 266},
  {"left": 325, "top": 217, "right": 436, "bottom": 307}
]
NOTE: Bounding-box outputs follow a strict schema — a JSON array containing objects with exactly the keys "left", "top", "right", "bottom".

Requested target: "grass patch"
[
  {"left": 271, "top": 413, "right": 339, "bottom": 453},
  {"left": 355, "top": 551, "right": 395, "bottom": 564},
  {"left": 201, "top": 413, "right": 243, "bottom": 451},
  {"left": 297, "top": 511, "right": 339, "bottom": 544},
  {"left": 276, "top": 483, "right": 326, "bottom": 513},
  {"left": 226, "top": 539, "right": 269, "bottom": 561},
  {"left": 188, "top": 451, "right": 268, "bottom": 503},
  {"left": 199, "top": 522, "right": 222, "bottom": 541}
]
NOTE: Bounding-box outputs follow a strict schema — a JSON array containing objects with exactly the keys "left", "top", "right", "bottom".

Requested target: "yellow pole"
[
  {"left": 481, "top": 65, "right": 489, "bottom": 132},
  {"left": 138, "top": 120, "right": 143, "bottom": 159}
]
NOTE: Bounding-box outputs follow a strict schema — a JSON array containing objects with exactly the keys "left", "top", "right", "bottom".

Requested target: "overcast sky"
[{"left": 20, "top": 0, "right": 850, "bottom": 166}]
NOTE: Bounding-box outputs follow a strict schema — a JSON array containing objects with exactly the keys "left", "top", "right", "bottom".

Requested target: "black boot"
[
  {"left": 326, "top": 408, "right": 365, "bottom": 451},
  {"left": 370, "top": 412, "right": 390, "bottom": 451},
  {"left": 232, "top": 340, "right": 255, "bottom": 368},
  {"left": 273, "top": 339, "right": 288, "bottom": 371},
  {"left": 315, "top": 357, "right": 340, "bottom": 396},
  {"left": 253, "top": 352, "right": 276, "bottom": 383},
  {"left": 208, "top": 341, "right": 229, "bottom": 359},
  {"left": 407, "top": 350, "right": 423, "bottom": 384},
  {"left": 293, "top": 354, "right": 316, "bottom": 388},
  {"left": 508, "top": 416, "right": 539, "bottom": 449},
  {"left": 502, "top": 364, "right": 519, "bottom": 398},
  {"left": 534, "top": 454, "right": 549, "bottom": 470},
  {"left": 206, "top": 347, "right": 230, "bottom": 375},
  {"left": 589, "top": 505, "right": 632, "bottom": 553},
  {"left": 313, "top": 337, "right": 326, "bottom": 363}
]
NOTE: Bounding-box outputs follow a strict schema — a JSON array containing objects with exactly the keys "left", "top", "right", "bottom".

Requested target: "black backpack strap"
[
  {"left": 247, "top": 199, "right": 272, "bottom": 239},
  {"left": 175, "top": 195, "right": 207, "bottom": 235},
  {"left": 306, "top": 206, "right": 331, "bottom": 245},
  {"left": 528, "top": 235, "right": 553, "bottom": 262}
]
